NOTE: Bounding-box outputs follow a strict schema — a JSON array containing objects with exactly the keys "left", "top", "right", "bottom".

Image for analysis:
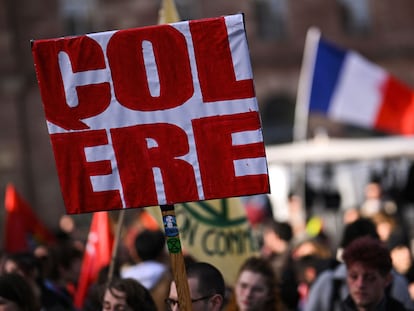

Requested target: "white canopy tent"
[
  {"left": 264, "top": 136, "right": 414, "bottom": 222},
  {"left": 265, "top": 136, "right": 414, "bottom": 165}
]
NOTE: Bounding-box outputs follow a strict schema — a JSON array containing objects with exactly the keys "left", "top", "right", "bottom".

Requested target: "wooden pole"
[
  {"left": 106, "top": 209, "right": 125, "bottom": 285},
  {"left": 160, "top": 204, "right": 192, "bottom": 311},
  {"left": 157, "top": 0, "right": 188, "bottom": 303}
]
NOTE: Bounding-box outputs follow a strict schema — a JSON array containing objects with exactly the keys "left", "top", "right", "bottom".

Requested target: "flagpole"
[
  {"left": 160, "top": 204, "right": 192, "bottom": 310},
  {"left": 158, "top": 0, "right": 180, "bottom": 24},
  {"left": 292, "top": 27, "right": 321, "bottom": 213},
  {"left": 107, "top": 209, "right": 125, "bottom": 285},
  {"left": 293, "top": 27, "right": 320, "bottom": 142}
]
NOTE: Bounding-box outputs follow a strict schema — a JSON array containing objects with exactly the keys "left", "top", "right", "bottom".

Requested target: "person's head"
[
  {"left": 0, "top": 252, "right": 43, "bottom": 308},
  {"left": 134, "top": 229, "right": 166, "bottom": 262},
  {"left": 233, "top": 256, "right": 280, "bottom": 311},
  {"left": 167, "top": 262, "right": 225, "bottom": 311},
  {"left": 371, "top": 211, "right": 397, "bottom": 242},
  {"left": 102, "top": 278, "right": 156, "bottom": 311},
  {"left": 390, "top": 244, "right": 412, "bottom": 275},
  {"left": 337, "top": 217, "right": 379, "bottom": 261},
  {"left": 1, "top": 252, "right": 41, "bottom": 280},
  {"left": 261, "top": 220, "right": 293, "bottom": 256},
  {"left": 342, "top": 236, "right": 393, "bottom": 310},
  {"left": 43, "top": 241, "right": 83, "bottom": 285},
  {"left": 340, "top": 218, "right": 379, "bottom": 249},
  {"left": 343, "top": 207, "right": 361, "bottom": 225},
  {"left": 0, "top": 272, "right": 39, "bottom": 311},
  {"left": 291, "top": 237, "right": 332, "bottom": 260},
  {"left": 364, "top": 181, "right": 382, "bottom": 200}
]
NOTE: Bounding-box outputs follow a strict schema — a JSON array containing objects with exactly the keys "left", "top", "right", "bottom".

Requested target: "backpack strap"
[{"left": 329, "top": 278, "right": 343, "bottom": 311}]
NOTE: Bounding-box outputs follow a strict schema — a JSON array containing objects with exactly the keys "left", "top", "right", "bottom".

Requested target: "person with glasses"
[{"left": 166, "top": 262, "right": 225, "bottom": 311}]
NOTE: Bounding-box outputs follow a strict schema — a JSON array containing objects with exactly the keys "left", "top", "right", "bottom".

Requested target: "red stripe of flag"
[{"left": 376, "top": 76, "right": 414, "bottom": 135}]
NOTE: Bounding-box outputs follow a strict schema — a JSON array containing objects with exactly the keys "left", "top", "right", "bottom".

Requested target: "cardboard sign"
[
  {"left": 32, "top": 14, "right": 269, "bottom": 214},
  {"left": 146, "top": 198, "right": 260, "bottom": 285}
]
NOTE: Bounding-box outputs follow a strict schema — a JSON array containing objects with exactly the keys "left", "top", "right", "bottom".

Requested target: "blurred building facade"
[{"left": 1, "top": 0, "right": 414, "bottom": 230}]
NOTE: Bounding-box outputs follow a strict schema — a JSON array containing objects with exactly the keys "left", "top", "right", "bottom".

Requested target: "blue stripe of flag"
[{"left": 309, "top": 38, "right": 347, "bottom": 113}]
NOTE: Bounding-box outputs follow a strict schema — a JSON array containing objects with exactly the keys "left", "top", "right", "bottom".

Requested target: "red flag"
[
  {"left": 74, "top": 211, "right": 114, "bottom": 308},
  {"left": 4, "top": 183, "right": 56, "bottom": 253}
]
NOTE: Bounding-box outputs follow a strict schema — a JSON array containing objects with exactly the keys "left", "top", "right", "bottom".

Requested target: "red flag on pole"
[
  {"left": 4, "top": 183, "right": 56, "bottom": 253},
  {"left": 74, "top": 211, "right": 114, "bottom": 309}
]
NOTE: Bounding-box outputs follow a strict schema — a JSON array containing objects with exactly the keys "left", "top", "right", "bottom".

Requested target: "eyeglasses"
[{"left": 165, "top": 295, "right": 214, "bottom": 310}]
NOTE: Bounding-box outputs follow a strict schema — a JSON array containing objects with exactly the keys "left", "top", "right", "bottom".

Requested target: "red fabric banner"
[
  {"left": 4, "top": 183, "right": 56, "bottom": 253},
  {"left": 74, "top": 211, "right": 114, "bottom": 308}
]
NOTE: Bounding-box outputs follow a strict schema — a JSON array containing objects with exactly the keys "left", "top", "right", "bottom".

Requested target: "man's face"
[
  {"left": 346, "top": 262, "right": 391, "bottom": 310},
  {"left": 235, "top": 270, "right": 269, "bottom": 311},
  {"left": 167, "top": 278, "right": 215, "bottom": 311}
]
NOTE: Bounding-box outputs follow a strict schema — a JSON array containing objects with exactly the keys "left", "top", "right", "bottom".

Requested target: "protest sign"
[
  {"left": 147, "top": 197, "right": 260, "bottom": 284},
  {"left": 32, "top": 13, "right": 269, "bottom": 214}
]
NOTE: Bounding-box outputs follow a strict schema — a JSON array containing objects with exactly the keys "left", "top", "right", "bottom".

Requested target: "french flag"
[{"left": 307, "top": 32, "right": 414, "bottom": 135}]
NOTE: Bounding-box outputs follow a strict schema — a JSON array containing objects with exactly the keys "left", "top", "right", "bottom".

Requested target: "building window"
[
  {"left": 337, "top": 0, "right": 371, "bottom": 35},
  {"left": 254, "top": 0, "right": 288, "bottom": 41},
  {"left": 59, "top": 0, "right": 97, "bottom": 35},
  {"left": 261, "top": 93, "right": 294, "bottom": 144}
]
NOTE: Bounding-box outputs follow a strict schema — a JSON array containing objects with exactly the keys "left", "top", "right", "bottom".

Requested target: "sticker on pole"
[{"left": 32, "top": 14, "right": 269, "bottom": 214}]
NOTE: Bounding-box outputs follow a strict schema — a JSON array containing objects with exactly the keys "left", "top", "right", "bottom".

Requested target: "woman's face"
[
  {"left": 102, "top": 288, "right": 131, "bottom": 311},
  {"left": 235, "top": 270, "right": 269, "bottom": 311}
]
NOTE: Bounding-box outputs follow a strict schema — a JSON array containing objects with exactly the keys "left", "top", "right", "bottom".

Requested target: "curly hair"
[{"left": 342, "top": 236, "right": 392, "bottom": 276}]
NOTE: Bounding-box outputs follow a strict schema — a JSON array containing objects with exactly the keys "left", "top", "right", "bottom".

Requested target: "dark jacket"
[{"left": 340, "top": 295, "right": 409, "bottom": 311}]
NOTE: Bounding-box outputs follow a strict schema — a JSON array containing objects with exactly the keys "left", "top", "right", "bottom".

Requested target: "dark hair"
[
  {"left": 340, "top": 218, "right": 379, "bottom": 248},
  {"left": 43, "top": 242, "right": 83, "bottom": 281},
  {"left": 105, "top": 278, "right": 157, "bottom": 311},
  {"left": 264, "top": 220, "right": 293, "bottom": 242},
  {"left": 186, "top": 262, "right": 225, "bottom": 298},
  {"left": 1, "top": 252, "right": 41, "bottom": 278},
  {"left": 134, "top": 229, "right": 165, "bottom": 261},
  {"left": 0, "top": 273, "right": 39, "bottom": 311},
  {"left": 234, "top": 256, "right": 281, "bottom": 311},
  {"left": 342, "top": 236, "right": 392, "bottom": 276}
]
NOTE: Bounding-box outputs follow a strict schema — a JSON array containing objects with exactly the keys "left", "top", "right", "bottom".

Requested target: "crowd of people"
[{"left": 2, "top": 178, "right": 414, "bottom": 310}]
